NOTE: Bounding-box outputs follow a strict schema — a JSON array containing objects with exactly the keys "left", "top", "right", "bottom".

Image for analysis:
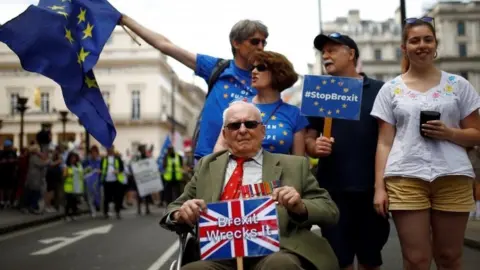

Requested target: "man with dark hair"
[
  {"left": 305, "top": 32, "right": 390, "bottom": 270},
  {"left": 121, "top": 16, "right": 269, "bottom": 160}
]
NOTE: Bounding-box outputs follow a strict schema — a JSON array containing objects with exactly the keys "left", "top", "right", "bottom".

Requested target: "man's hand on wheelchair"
[{"left": 173, "top": 199, "right": 207, "bottom": 227}]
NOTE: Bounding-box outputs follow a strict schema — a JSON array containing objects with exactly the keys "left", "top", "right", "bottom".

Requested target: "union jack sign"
[{"left": 198, "top": 197, "right": 280, "bottom": 260}]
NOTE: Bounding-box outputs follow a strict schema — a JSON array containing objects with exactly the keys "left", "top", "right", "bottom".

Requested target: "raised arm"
[{"left": 120, "top": 14, "right": 196, "bottom": 70}]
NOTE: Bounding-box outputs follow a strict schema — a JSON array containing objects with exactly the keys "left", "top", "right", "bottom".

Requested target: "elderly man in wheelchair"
[{"left": 160, "top": 101, "right": 340, "bottom": 270}]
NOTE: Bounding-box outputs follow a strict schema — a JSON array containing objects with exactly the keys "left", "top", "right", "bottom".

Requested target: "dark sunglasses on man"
[
  {"left": 249, "top": 63, "right": 268, "bottom": 72},
  {"left": 225, "top": 120, "right": 261, "bottom": 131},
  {"left": 249, "top": 38, "right": 267, "bottom": 47},
  {"left": 404, "top": 16, "right": 435, "bottom": 28}
]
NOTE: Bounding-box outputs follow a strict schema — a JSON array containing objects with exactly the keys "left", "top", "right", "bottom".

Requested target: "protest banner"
[
  {"left": 130, "top": 158, "right": 164, "bottom": 197},
  {"left": 199, "top": 197, "right": 280, "bottom": 268},
  {"left": 301, "top": 75, "right": 363, "bottom": 137}
]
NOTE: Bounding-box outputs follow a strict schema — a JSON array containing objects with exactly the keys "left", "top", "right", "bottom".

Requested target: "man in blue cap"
[{"left": 306, "top": 32, "right": 390, "bottom": 270}]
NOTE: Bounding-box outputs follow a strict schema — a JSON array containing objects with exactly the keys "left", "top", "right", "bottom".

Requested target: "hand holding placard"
[
  {"left": 313, "top": 136, "right": 335, "bottom": 158},
  {"left": 173, "top": 199, "right": 207, "bottom": 227},
  {"left": 271, "top": 186, "right": 306, "bottom": 215}
]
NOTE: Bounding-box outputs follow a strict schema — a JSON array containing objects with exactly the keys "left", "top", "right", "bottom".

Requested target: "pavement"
[
  {"left": 465, "top": 219, "right": 480, "bottom": 250},
  {"left": 0, "top": 208, "right": 479, "bottom": 270}
]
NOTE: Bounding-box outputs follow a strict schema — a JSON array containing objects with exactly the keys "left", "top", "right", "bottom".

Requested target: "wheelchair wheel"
[{"left": 168, "top": 259, "right": 178, "bottom": 270}]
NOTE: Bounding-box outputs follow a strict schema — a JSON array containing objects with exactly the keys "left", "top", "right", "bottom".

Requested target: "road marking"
[
  {"left": 146, "top": 240, "right": 179, "bottom": 270},
  {"left": 31, "top": 224, "right": 113, "bottom": 255},
  {"left": 0, "top": 220, "right": 64, "bottom": 242}
]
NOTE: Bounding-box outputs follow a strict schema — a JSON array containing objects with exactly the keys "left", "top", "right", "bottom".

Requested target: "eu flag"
[
  {"left": 0, "top": 0, "right": 121, "bottom": 147},
  {"left": 300, "top": 75, "right": 364, "bottom": 120},
  {"left": 157, "top": 136, "right": 172, "bottom": 173}
]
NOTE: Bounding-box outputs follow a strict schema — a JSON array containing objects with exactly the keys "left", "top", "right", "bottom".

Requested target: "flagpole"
[
  {"left": 236, "top": 257, "right": 243, "bottom": 270},
  {"left": 121, "top": 25, "right": 141, "bottom": 46}
]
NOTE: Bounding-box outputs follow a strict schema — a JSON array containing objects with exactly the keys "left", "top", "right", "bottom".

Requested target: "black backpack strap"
[
  {"left": 191, "top": 58, "right": 231, "bottom": 157},
  {"left": 206, "top": 59, "right": 231, "bottom": 96}
]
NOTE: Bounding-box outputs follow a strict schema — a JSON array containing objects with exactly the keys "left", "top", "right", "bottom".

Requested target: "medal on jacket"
[{"left": 241, "top": 180, "right": 280, "bottom": 198}]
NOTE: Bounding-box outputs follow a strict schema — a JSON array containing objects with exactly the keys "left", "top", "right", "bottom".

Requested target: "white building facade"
[
  {"left": 313, "top": 1, "right": 480, "bottom": 88},
  {"left": 0, "top": 27, "right": 204, "bottom": 156}
]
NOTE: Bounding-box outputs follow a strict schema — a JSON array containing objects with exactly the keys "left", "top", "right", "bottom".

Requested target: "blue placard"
[{"left": 301, "top": 75, "right": 363, "bottom": 120}]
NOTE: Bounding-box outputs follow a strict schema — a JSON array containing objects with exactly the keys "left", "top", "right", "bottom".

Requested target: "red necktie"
[{"left": 220, "top": 157, "right": 247, "bottom": 201}]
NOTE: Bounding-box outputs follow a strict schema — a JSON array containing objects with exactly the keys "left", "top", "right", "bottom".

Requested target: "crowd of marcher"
[{"left": 120, "top": 13, "right": 480, "bottom": 270}]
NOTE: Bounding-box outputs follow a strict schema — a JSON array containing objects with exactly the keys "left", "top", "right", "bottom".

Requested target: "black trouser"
[
  {"left": 164, "top": 181, "right": 182, "bottom": 204},
  {"left": 137, "top": 194, "right": 152, "bottom": 213},
  {"left": 64, "top": 193, "right": 79, "bottom": 217},
  {"left": 103, "top": 181, "right": 123, "bottom": 215}
]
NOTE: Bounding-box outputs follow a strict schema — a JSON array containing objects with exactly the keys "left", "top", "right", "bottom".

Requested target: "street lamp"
[
  {"left": 400, "top": 0, "right": 406, "bottom": 28},
  {"left": 16, "top": 96, "right": 29, "bottom": 150},
  {"left": 59, "top": 110, "right": 69, "bottom": 145},
  {"left": 78, "top": 118, "right": 90, "bottom": 153}
]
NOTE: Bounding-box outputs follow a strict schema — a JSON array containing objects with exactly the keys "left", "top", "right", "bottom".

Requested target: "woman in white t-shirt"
[{"left": 371, "top": 17, "right": 480, "bottom": 270}]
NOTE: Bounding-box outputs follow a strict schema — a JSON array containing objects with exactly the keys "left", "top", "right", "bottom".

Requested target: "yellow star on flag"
[
  {"left": 223, "top": 93, "right": 228, "bottom": 99},
  {"left": 330, "top": 79, "right": 336, "bottom": 83},
  {"left": 279, "top": 140, "right": 285, "bottom": 145},
  {"left": 57, "top": 11, "right": 68, "bottom": 19},
  {"left": 327, "top": 110, "right": 332, "bottom": 115},
  {"left": 316, "top": 85, "right": 320, "bottom": 90},
  {"left": 224, "top": 84, "right": 229, "bottom": 89},
  {"left": 343, "top": 88, "right": 349, "bottom": 93},
  {"left": 342, "top": 103, "right": 347, "bottom": 108},
  {"left": 82, "top": 23, "right": 94, "bottom": 39},
  {"left": 279, "top": 123, "right": 284, "bottom": 128},
  {"left": 336, "top": 109, "right": 340, "bottom": 114},
  {"left": 269, "top": 145, "right": 275, "bottom": 151},
  {"left": 241, "top": 80, "right": 246, "bottom": 84},
  {"left": 319, "top": 107, "right": 324, "bottom": 112},
  {"left": 314, "top": 101, "right": 319, "bottom": 106},
  {"left": 271, "top": 115, "right": 276, "bottom": 120},
  {"left": 77, "top": 8, "right": 86, "bottom": 24},
  {"left": 64, "top": 27, "right": 74, "bottom": 44},
  {"left": 49, "top": 5, "right": 65, "bottom": 11},
  {"left": 322, "top": 80, "right": 327, "bottom": 85},
  {"left": 283, "top": 131, "right": 288, "bottom": 136},
  {"left": 77, "top": 47, "right": 90, "bottom": 64},
  {"left": 261, "top": 112, "right": 265, "bottom": 117},
  {"left": 85, "top": 76, "right": 98, "bottom": 88}
]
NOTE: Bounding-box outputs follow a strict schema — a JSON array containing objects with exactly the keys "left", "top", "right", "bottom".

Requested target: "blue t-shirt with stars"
[
  {"left": 194, "top": 54, "right": 257, "bottom": 158},
  {"left": 246, "top": 98, "right": 309, "bottom": 154}
]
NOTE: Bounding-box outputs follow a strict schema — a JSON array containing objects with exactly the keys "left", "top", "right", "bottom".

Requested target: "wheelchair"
[{"left": 165, "top": 223, "right": 200, "bottom": 270}]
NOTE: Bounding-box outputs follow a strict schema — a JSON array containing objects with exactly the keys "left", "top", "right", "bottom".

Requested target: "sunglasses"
[
  {"left": 225, "top": 121, "right": 261, "bottom": 131},
  {"left": 250, "top": 64, "right": 267, "bottom": 72},
  {"left": 249, "top": 38, "right": 267, "bottom": 46},
  {"left": 405, "top": 16, "right": 435, "bottom": 28}
]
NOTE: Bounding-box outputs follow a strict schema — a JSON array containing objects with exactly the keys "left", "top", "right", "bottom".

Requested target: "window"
[
  {"left": 457, "top": 21, "right": 465, "bottom": 36},
  {"left": 102, "top": 91, "right": 110, "bottom": 110},
  {"left": 131, "top": 90, "right": 141, "bottom": 120},
  {"left": 40, "top": 92, "right": 49, "bottom": 113},
  {"left": 395, "top": 48, "right": 402, "bottom": 60},
  {"left": 460, "top": 71, "right": 469, "bottom": 80},
  {"left": 10, "top": 93, "right": 18, "bottom": 115},
  {"left": 458, "top": 43, "right": 467, "bottom": 57},
  {"left": 374, "top": 49, "right": 382, "bottom": 60}
]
